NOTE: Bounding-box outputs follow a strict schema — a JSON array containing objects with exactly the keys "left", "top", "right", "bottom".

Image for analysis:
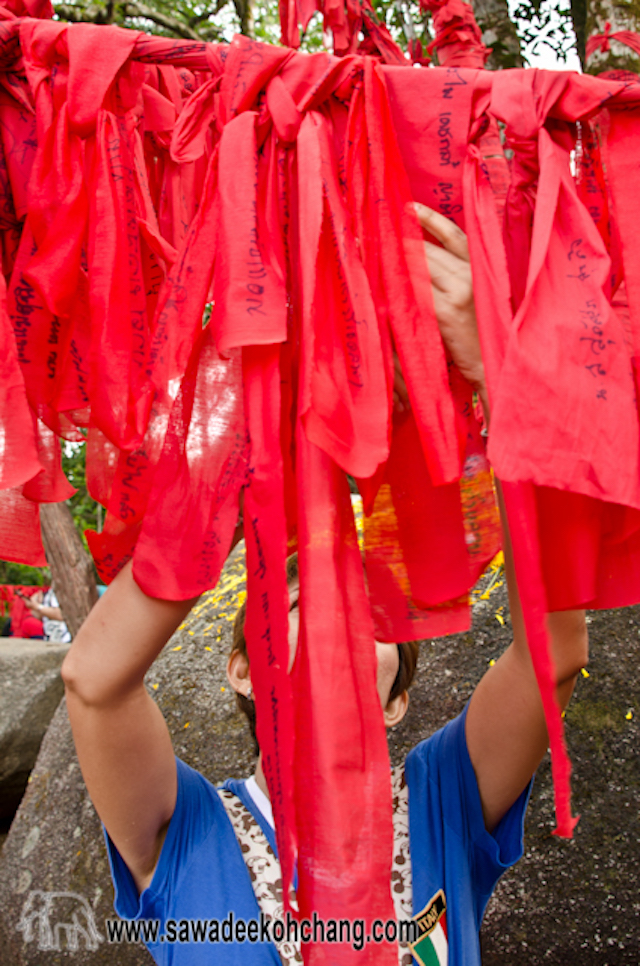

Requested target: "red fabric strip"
[
  {"left": 132, "top": 330, "right": 248, "bottom": 598},
  {"left": 586, "top": 27, "right": 640, "bottom": 59},
  {"left": 0, "top": 486, "right": 46, "bottom": 565},
  {"left": 241, "top": 343, "right": 296, "bottom": 908},
  {"left": 293, "top": 424, "right": 396, "bottom": 966},
  {"left": 0, "top": 270, "right": 41, "bottom": 490},
  {"left": 500, "top": 481, "right": 579, "bottom": 838},
  {"left": 297, "top": 107, "right": 389, "bottom": 479}
]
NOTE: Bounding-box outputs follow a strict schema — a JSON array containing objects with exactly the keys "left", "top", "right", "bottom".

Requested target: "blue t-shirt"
[
  {"left": 405, "top": 709, "right": 531, "bottom": 965},
  {"left": 105, "top": 707, "right": 531, "bottom": 965},
  {"left": 106, "top": 760, "right": 280, "bottom": 965}
]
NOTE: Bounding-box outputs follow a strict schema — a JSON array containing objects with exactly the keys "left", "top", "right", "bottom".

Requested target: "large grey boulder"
[{"left": 0, "top": 639, "right": 70, "bottom": 821}]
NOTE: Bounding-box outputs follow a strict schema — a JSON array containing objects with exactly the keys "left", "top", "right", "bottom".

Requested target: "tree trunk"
[
  {"left": 40, "top": 503, "right": 98, "bottom": 639},
  {"left": 233, "top": 0, "right": 255, "bottom": 37},
  {"left": 569, "top": 0, "right": 587, "bottom": 67},
  {"left": 471, "top": 0, "right": 524, "bottom": 69},
  {"left": 585, "top": 0, "right": 640, "bottom": 74}
]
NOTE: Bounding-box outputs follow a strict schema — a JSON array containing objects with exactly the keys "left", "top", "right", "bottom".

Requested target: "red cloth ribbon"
[
  {"left": 422, "top": 0, "right": 491, "bottom": 67},
  {"left": 586, "top": 23, "right": 640, "bottom": 60}
]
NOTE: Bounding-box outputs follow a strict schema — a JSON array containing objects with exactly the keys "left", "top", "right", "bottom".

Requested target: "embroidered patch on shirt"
[{"left": 409, "top": 889, "right": 448, "bottom": 966}]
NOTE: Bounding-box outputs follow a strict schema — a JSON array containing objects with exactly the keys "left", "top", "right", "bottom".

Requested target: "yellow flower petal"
[
  {"left": 204, "top": 646, "right": 212, "bottom": 651},
  {"left": 220, "top": 686, "right": 226, "bottom": 692},
  {"left": 172, "top": 645, "right": 182, "bottom": 651},
  {"left": 489, "top": 659, "right": 496, "bottom": 667},
  {"left": 184, "top": 722, "right": 190, "bottom": 729},
  {"left": 152, "top": 683, "right": 159, "bottom": 690},
  {"left": 626, "top": 711, "right": 633, "bottom": 720},
  {"left": 581, "top": 668, "right": 589, "bottom": 678}
]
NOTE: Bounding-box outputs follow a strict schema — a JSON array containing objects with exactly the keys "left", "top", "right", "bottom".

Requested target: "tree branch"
[
  {"left": 232, "top": 0, "right": 254, "bottom": 37},
  {"left": 54, "top": 3, "right": 111, "bottom": 24},
  {"left": 122, "top": 1, "right": 203, "bottom": 39},
  {"left": 471, "top": 0, "right": 523, "bottom": 68}
]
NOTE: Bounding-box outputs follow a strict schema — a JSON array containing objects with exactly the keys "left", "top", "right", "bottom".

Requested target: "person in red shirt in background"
[{"left": 0, "top": 588, "right": 45, "bottom": 639}]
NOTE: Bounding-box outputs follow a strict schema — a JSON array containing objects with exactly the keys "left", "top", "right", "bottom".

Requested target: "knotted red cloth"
[
  {"left": 278, "top": 0, "right": 406, "bottom": 62},
  {"left": 586, "top": 22, "right": 640, "bottom": 60},
  {"left": 421, "top": 0, "right": 491, "bottom": 67}
]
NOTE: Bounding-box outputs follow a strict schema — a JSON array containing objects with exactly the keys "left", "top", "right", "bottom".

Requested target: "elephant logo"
[{"left": 16, "top": 890, "right": 104, "bottom": 951}]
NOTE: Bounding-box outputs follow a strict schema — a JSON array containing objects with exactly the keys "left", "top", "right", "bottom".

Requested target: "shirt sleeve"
[
  {"left": 104, "top": 757, "right": 224, "bottom": 921},
  {"left": 406, "top": 705, "right": 532, "bottom": 920}
]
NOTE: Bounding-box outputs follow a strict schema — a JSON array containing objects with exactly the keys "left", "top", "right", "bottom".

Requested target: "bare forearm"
[
  {"left": 24, "top": 600, "right": 63, "bottom": 621},
  {"left": 478, "top": 385, "right": 490, "bottom": 429},
  {"left": 466, "top": 483, "right": 588, "bottom": 832},
  {"left": 40, "top": 605, "right": 63, "bottom": 620},
  {"left": 66, "top": 683, "right": 176, "bottom": 887},
  {"left": 466, "top": 629, "right": 581, "bottom": 832},
  {"left": 62, "top": 561, "right": 198, "bottom": 890}
]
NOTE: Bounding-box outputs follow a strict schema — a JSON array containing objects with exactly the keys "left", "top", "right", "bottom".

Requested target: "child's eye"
[{"left": 289, "top": 598, "right": 299, "bottom": 612}]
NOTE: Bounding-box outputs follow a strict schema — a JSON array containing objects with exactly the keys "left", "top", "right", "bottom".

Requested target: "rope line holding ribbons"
[{"left": 1, "top": 0, "right": 640, "bottom": 960}]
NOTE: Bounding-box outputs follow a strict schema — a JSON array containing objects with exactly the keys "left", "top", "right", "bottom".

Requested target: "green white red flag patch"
[{"left": 409, "top": 889, "right": 448, "bottom": 966}]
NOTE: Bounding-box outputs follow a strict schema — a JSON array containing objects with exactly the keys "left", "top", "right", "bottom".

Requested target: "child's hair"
[{"left": 230, "top": 553, "right": 420, "bottom": 754}]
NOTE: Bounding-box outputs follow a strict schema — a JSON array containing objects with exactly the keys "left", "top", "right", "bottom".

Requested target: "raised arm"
[
  {"left": 465, "top": 497, "right": 587, "bottom": 831},
  {"left": 61, "top": 562, "right": 198, "bottom": 893},
  {"left": 414, "top": 203, "right": 588, "bottom": 832}
]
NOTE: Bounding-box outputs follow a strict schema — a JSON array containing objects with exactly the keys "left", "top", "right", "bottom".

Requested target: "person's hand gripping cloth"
[{"left": 366, "top": 62, "right": 500, "bottom": 643}]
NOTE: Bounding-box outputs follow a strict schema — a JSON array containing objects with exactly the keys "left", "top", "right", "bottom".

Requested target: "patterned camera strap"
[{"left": 218, "top": 766, "right": 415, "bottom": 966}]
